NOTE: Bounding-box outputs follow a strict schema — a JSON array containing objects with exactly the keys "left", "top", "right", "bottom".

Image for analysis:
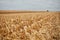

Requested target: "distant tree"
[{"left": 47, "top": 10, "right": 49, "bottom": 12}]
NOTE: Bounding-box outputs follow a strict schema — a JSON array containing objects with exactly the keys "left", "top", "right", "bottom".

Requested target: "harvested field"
[{"left": 0, "top": 11, "right": 60, "bottom": 40}]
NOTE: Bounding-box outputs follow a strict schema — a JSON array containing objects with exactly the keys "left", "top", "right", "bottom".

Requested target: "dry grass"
[{"left": 0, "top": 11, "right": 60, "bottom": 40}]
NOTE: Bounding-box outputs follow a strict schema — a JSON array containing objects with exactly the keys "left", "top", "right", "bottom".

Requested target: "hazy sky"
[{"left": 0, "top": 0, "right": 60, "bottom": 11}]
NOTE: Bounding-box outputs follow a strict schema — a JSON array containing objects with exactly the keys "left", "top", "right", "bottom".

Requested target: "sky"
[{"left": 0, "top": 0, "right": 60, "bottom": 11}]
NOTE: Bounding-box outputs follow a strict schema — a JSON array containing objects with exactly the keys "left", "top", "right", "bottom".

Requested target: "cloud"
[{"left": 0, "top": 0, "right": 60, "bottom": 11}]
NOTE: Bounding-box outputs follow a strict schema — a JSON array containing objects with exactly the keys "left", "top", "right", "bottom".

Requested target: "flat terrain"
[{"left": 0, "top": 11, "right": 60, "bottom": 40}]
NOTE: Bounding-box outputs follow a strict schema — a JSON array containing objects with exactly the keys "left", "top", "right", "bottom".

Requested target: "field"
[{"left": 0, "top": 11, "right": 60, "bottom": 40}]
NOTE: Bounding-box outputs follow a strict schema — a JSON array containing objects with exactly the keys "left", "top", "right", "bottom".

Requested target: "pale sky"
[{"left": 0, "top": 0, "right": 60, "bottom": 11}]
